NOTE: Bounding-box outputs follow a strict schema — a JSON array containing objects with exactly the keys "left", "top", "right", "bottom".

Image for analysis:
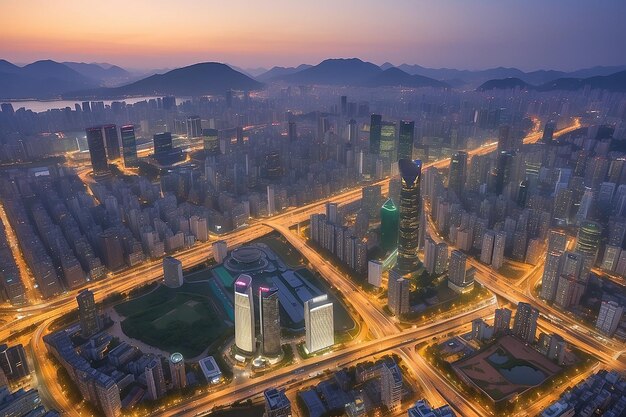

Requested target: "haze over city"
[{"left": 1, "top": 2, "right": 626, "bottom": 417}]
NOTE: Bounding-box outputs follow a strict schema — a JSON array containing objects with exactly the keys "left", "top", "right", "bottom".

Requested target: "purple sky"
[{"left": 1, "top": 0, "right": 625, "bottom": 71}]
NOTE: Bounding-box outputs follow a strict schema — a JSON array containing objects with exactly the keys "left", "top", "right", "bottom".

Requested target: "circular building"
[{"left": 224, "top": 246, "right": 269, "bottom": 274}]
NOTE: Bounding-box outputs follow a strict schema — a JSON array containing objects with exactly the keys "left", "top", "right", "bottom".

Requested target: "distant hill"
[
  {"left": 257, "top": 64, "right": 313, "bottom": 82},
  {"left": 64, "top": 62, "right": 263, "bottom": 98},
  {"left": 477, "top": 77, "right": 531, "bottom": 91},
  {"left": 361, "top": 67, "right": 448, "bottom": 89},
  {"left": 0, "top": 59, "right": 99, "bottom": 99},
  {"left": 277, "top": 58, "right": 382, "bottom": 85},
  {"left": 478, "top": 70, "right": 626, "bottom": 93},
  {"left": 63, "top": 62, "right": 131, "bottom": 85}
]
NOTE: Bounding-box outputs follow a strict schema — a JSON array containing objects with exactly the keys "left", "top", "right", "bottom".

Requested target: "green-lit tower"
[{"left": 380, "top": 198, "right": 399, "bottom": 251}]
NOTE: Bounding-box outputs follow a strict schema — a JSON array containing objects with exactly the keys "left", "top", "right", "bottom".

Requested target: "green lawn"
[{"left": 115, "top": 283, "right": 232, "bottom": 357}]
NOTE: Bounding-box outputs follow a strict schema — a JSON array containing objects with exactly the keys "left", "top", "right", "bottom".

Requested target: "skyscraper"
[
  {"left": 369, "top": 114, "right": 382, "bottom": 155},
  {"left": 513, "top": 302, "right": 539, "bottom": 343},
  {"left": 77, "top": 289, "right": 100, "bottom": 338},
  {"left": 448, "top": 250, "right": 475, "bottom": 293},
  {"left": 99, "top": 230, "right": 125, "bottom": 271},
  {"left": 596, "top": 300, "right": 624, "bottom": 336},
  {"left": 304, "top": 294, "right": 334, "bottom": 353},
  {"left": 575, "top": 220, "right": 602, "bottom": 273},
  {"left": 0, "top": 344, "right": 29, "bottom": 380},
  {"left": 387, "top": 269, "right": 410, "bottom": 315},
  {"left": 288, "top": 121, "right": 297, "bottom": 142},
  {"left": 86, "top": 126, "right": 110, "bottom": 177},
  {"left": 495, "top": 151, "right": 514, "bottom": 195},
  {"left": 169, "top": 352, "right": 187, "bottom": 390},
  {"left": 102, "top": 124, "right": 121, "bottom": 160},
  {"left": 379, "top": 121, "right": 396, "bottom": 163},
  {"left": 186, "top": 115, "right": 202, "bottom": 138},
  {"left": 163, "top": 256, "right": 183, "bottom": 288},
  {"left": 202, "top": 128, "right": 220, "bottom": 156},
  {"left": 153, "top": 132, "right": 173, "bottom": 158},
  {"left": 448, "top": 151, "right": 468, "bottom": 196},
  {"left": 380, "top": 198, "right": 399, "bottom": 252},
  {"left": 494, "top": 308, "right": 512, "bottom": 335},
  {"left": 398, "top": 121, "right": 415, "bottom": 161},
  {"left": 347, "top": 119, "right": 358, "bottom": 144},
  {"left": 259, "top": 287, "right": 281, "bottom": 357},
  {"left": 540, "top": 251, "right": 563, "bottom": 301},
  {"left": 120, "top": 124, "right": 138, "bottom": 168},
  {"left": 234, "top": 275, "right": 255, "bottom": 354},
  {"left": 397, "top": 159, "right": 422, "bottom": 274},
  {"left": 145, "top": 355, "right": 166, "bottom": 400},
  {"left": 381, "top": 361, "right": 403, "bottom": 413}
]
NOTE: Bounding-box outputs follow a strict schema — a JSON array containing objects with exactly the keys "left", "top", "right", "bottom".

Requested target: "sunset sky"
[{"left": 1, "top": 0, "right": 625, "bottom": 71}]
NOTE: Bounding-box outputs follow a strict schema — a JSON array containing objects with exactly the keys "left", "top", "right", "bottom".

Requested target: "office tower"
[
  {"left": 212, "top": 240, "right": 228, "bottom": 263},
  {"left": 448, "top": 250, "right": 475, "bottom": 293},
  {"left": 347, "top": 119, "right": 358, "bottom": 144},
  {"left": 368, "top": 260, "right": 383, "bottom": 287},
  {"left": 434, "top": 242, "right": 449, "bottom": 275},
  {"left": 162, "top": 96, "right": 176, "bottom": 110},
  {"left": 264, "top": 151, "right": 282, "bottom": 179},
  {"left": 169, "top": 352, "right": 187, "bottom": 390},
  {"left": 495, "top": 151, "right": 514, "bottom": 195},
  {"left": 120, "top": 124, "right": 138, "bottom": 167},
  {"left": 552, "top": 188, "right": 572, "bottom": 224},
  {"left": 153, "top": 132, "right": 173, "bottom": 157},
  {"left": 102, "top": 124, "right": 121, "bottom": 160},
  {"left": 369, "top": 114, "right": 382, "bottom": 154},
  {"left": 559, "top": 251, "right": 584, "bottom": 279},
  {"left": 554, "top": 274, "right": 583, "bottom": 309},
  {"left": 381, "top": 361, "right": 403, "bottom": 413},
  {"left": 542, "top": 121, "right": 556, "bottom": 141},
  {"left": 398, "top": 121, "right": 415, "bottom": 161},
  {"left": 380, "top": 121, "right": 396, "bottom": 163},
  {"left": 547, "top": 230, "right": 567, "bottom": 254},
  {"left": 387, "top": 269, "right": 410, "bottom": 315},
  {"left": 186, "top": 115, "right": 202, "bottom": 138},
  {"left": 0, "top": 344, "right": 29, "bottom": 381},
  {"left": 448, "top": 151, "right": 468, "bottom": 196},
  {"left": 267, "top": 185, "right": 277, "bottom": 216},
  {"left": 601, "top": 245, "right": 622, "bottom": 272},
  {"left": 77, "top": 289, "right": 100, "bottom": 338},
  {"left": 423, "top": 236, "right": 437, "bottom": 274},
  {"left": 340, "top": 95, "right": 348, "bottom": 115},
  {"left": 540, "top": 251, "right": 563, "bottom": 301},
  {"left": 575, "top": 220, "right": 602, "bottom": 273},
  {"left": 397, "top": 159, "right": 422, "bottom": 274},
  {"left": 491, "top": 231, "right": 506, "bottom": 269},
  {"left": 163, "top": 256, "right": 183, "bottom": 288},
  {"left": 288, "top": 121, "right": 297, "bottom": 142},
  {"left": 480, "top": 230, "right": 496, "bottom": 265},
  {"left": 264, "top": 388, "right": 291, "bottom": 417},
  {"left": 260, "top": 287, "right": 281, "bottom": 357},
  {"left": 86, "top": 126, "right": 110, "bottom": 177},
  {"left": 95, "top": 376, "right": 122, "bottom": 417},
  {"left": 574, "top": 188, "right": 594, "bottom": 223},
  {"left": 304, "top": 294, "right": 334, "bottom": 353},
  {"left": 513, "top": 302, "right": 539, "bottom": 343},
  {"left": 234, "top": 275, "right": 256, "bottom": 354},
  {"left": 362, "top": 185, "right": 382, "bottom": 219},
  {"left": 326, "top": 202, "right": 339, "bottom": 224},
  {"left": 99, "top": 230, "right": 125, "bottom": 271},
  {"left": 145, "top": 355, "right": 166, "bottom": 400},
  {"left": 380, "top": 198, "right": 399, "bottom": 251},
  {"left": 202, "top": 128, "right": 220, "bottom": 155},
  {"left": 596, "top": 300, "right": 624, "bottom": 336},
  {"left": 494, "top": 308, "right": 512, "bottom": 335},
  {"left": 496, "top": 125, "right": 513, "bottom": 152}
]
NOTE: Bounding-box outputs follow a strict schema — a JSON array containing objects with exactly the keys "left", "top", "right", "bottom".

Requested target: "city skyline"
[{"left": 1, "top": 1, "right": 626, "bottom": 71}]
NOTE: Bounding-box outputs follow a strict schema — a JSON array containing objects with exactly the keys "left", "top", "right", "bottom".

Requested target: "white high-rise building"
[
  {"left": 380, "top": 362, "right": 403, "bottom": 413},
  {"left": 480, "top": 230, "right": 495, "bottom": 264},
  {"left": 212, "top": 240, "right": 228, "bottom": 263},
  {"left": 267, "top": 185, "right": 276, "bottom": 216},
  {"left": 234, "top": 275, "right": 256, "bottom": 354},
  {"left": 388, "top": 269, "right": 410, "bottom": 315},
  {"left": 368, "top": 260, "right": 383, "bottom": 287},
  {"left": 163, "top": 256, "right": 183, "bottom": 288},
  {"left": 304, "top": 295, "right": 334, "bottom": 353},
  {"left": 491, "top": 231, "right": 506, "bottom": 269},
  {"left": 596, "top": 300, "right": 624, "bottom": 336}
]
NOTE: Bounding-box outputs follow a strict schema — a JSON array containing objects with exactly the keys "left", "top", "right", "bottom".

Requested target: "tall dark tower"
[
  {"left": 77, "top": 289, "right": 100, "bottom": 338},
  {"left": 448, "top": 151, "right": 468, "bottom": 196},
  {"left": 495, "top": 151, "right": 514, "bottom": 195},
  {"left": 259, "top": 287, "right": 281, "bottom": 357},
  {"left": 153, "top": 132, "right": 173, "bottom": 158},
  {"left": 120, "top": 125, "right": 138, "bottom": 168},
  {"left": 288, "top": 121, "right": 297, "bottom": 142},
  {"left": 397, "top": 159, "right": 422, "bottom": 274},
  {"left": 398, "top": 121, "right": 415, "bottom": 161},
  {"left": 86, "top": 126, "right": 110, "bottom": 177},
  {"left": 369, "top": 114, "right": 382, "bottom": 155},
  {"left": 103, "top": 124, "right": 121, "bottom": 160}
]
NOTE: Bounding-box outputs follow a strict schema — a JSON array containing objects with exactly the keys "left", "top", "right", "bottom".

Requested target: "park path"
[{"left": 105, "top": 307, "right": 172, "bottom": 358}]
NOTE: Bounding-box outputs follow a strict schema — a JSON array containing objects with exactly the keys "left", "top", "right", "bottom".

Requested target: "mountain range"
[
  {"left": 477, "top": 70, "right": 626, "bottom": 93},
  {"left": 2, "top": 57, "right": 626, "bottom": 100}
]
